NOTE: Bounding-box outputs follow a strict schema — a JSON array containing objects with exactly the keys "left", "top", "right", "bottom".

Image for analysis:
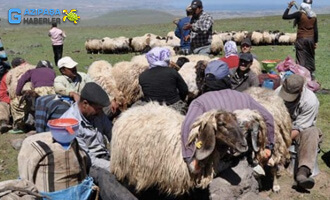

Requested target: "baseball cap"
[
  {"left": 241, "top": 38, "right": 252, "bottom": 47},
  {"left": 279, "top": 74, "right": 305, "bottom": 102},
  {"left": 205, "top": 60, "right": 229, "bottom": 80},
  {"left": 239, "top": 53, "right": 253, "bottom": 62},
  {"left": 57, "top": 56, "right": 78, "bottom": 69},
  {"left": 191, "top": 0, "right": 203, "bottom": 9},
  {"left": 186, "top": 5, "right": 193, "bottom": 12}
]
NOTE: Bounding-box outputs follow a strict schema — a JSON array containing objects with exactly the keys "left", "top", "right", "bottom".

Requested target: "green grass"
[{"left": 0, "top": 13, "right": 329, "bottom": 197}]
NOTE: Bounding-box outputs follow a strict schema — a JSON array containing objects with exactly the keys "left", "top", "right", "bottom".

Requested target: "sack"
[
  {"left": 276, "top": 56, "right": 320, "bottom": 92},
  {"left": 258, "top": 73, "right": 281, "bottom": 90}
]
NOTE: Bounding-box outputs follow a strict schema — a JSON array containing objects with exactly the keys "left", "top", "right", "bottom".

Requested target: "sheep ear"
[{"left": 195, "top": 121, "right": 216, "bottom": 161}]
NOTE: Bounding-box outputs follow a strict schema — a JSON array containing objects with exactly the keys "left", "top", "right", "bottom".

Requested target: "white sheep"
[
  {"left": 250, "top": 58, "right": 262, "bottom": 76},
  {"left": 262, "top": 31, "right": 273, "bottom": 45},
  {"left": 178, "top": 62, "right": 199, "bottom": 98},
  {"left": 85, "top": 39, "right": 102, "bottom": 54},
  {"left": 110, "top": 102, "right": 248, "bottom": 195},
  {"left": 251, "top": 31, "right": 263, "bottom": 45}
]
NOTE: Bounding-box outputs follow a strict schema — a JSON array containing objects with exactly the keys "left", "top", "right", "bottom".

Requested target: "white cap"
[{"left": 57, "top": 56, "right": 78, "bottom": 69}]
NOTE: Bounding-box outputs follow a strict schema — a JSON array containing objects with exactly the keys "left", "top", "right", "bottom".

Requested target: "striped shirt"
[{"left": 181, "top": 89, "right": 275, "bottom": 159}]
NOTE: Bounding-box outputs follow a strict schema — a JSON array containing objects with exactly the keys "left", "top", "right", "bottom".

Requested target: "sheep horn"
[{"left": 251, "top": 122, "right": 260, "bottom": 152}]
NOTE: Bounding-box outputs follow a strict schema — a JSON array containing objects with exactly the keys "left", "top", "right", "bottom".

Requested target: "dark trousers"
[
  {"left": 52, "top": 45, "right": 63, "bottom": 66},
  {"left": 89, "top": 166, "right": 137, "bottom": 200},
  {"left": 295, "top": 38, "right": 315, "bottom": 73}
]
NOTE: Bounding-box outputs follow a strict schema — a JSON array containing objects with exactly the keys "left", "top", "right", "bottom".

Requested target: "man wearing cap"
[
  {"left": 230, "top": 52, "right": 259, "bottom": 92},
  {"left": 239, "top": 38, "right": 258, "bottom": 59},
  {"left": 16, "top": 60, "right": 56, "bottom": 96},
  {"left": 183, "top": 0, "right": 214, "bottom": 55},
  {"left": 174, "top": 5, "right": 193, "bottom": 55},
  {"left": 181, "top": 60, "right": 275, "bottom": 173},
  {"left": 60, "top": 82, "right": 137, "bottom": 200},
  {"left": 283, "top": 0, "right": 318, "bottom": 79},
  {"left": 49, "top": 22, "right": 66, "bottom": 66},
  {"left": 276, "top": 74, "right": 322, "bottom": 189},
  {"left": 54, "top": 56, "right": 92, "bottom": 102}
]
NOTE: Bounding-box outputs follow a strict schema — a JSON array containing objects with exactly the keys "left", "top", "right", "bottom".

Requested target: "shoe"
[
  {"left": 8, "top": 129, "right": 24, "bottom": 134},
  {"left": 296, "top": 166, "right": 315, "bottom": 189},
  {"left": 0, "top": 125, "right": 11, "bottom": 134}
]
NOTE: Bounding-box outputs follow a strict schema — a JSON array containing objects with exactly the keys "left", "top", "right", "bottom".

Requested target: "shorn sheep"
[
  {"left": 110, "top": 102, "right": 248, "bottom": 195},
  {"left": 243, "top": 87, "right": 292, "bottom": 192}
]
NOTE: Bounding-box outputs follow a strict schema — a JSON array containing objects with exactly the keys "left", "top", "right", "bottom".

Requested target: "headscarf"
[
  {"left": 145, "top": 47, "right": 171, "bottom": 69},
  {"left": 224, "top": 41, "right": 238, "bottom": 58},
  {"left": 300, "top": 2, "right": 316, "bottom": 18}
]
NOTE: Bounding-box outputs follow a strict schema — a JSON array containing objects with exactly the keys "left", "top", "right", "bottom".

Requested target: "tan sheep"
[
  {"left": 110, "top": 102, "right": 248, "bottom": 195},
  {"left": 210, "top": 34, "right": 224, "bottom": 55},
  {"left": 244, "top": 87, "right": 292, "bottom": 192},
  {"left": 250, "top": 58, "right": 262, "bottom": 76},
  {"left": 251, "top": 31, "right": 263, "bottom": 45},
  {"left": 85, "top": 39, "right": 102, "bottom": 54}
]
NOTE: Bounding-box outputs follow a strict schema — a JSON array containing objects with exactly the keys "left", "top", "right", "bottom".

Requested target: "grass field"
[{"left": 0, "top": 13, "right": 329, "bottom": 199}]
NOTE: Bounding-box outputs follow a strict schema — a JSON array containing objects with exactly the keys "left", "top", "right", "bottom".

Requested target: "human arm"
[
  {"left": 175, "top": 24, "right": 181, "bottom": 38},
  {"left": 16, "top": 70, "right": 32, "bottom": 96},
  {"left": 314, "top": 18, "right": 318, "bottom": 45},
  {"left": 282, "top": 2, "right": 301, "bottom": 20},
  {"left": 54, "top": 76, "right": 76, "bottom": 96},
  {"left": 175, "top": 70, "right": 189, "bottom": 101}
]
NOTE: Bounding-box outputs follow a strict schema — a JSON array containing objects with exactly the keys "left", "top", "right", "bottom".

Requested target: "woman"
[
  {"left": 220, "top": 41, "right": 239, "bottom": 69},
  {"left": 282, "top": 0, "right": 318, "bottom": 79},
  {"left": 138, "top": 47, "right": 188, "bottom": 114}
]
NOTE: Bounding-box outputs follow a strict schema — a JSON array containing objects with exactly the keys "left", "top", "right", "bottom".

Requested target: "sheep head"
[
  {"left": 234, "top": 109, "right": 269, "bottom": 166},
  {"left": 188, "top": 110, "right": 248, "bottom": 162}
]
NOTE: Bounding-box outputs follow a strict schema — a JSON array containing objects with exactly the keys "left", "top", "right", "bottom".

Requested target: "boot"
[{"left": 296, "top": 166, "right": 315, "bottom": 189}]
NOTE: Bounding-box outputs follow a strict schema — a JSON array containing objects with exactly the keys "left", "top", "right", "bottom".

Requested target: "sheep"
[
  {"left": 250, "top": 58, "right": 262, "bottom": 76},
  {"left": 232, "top": 31, "right": 248, "bottom": 44},
  {"left": 87, "top": 60, "right": 121, "bottom": 102},
  {"left": 262, "top": 31, "right": 273, "bottom": 45},
  {"left": 85, "top": 39, "right": 102, "bottom": 54},
  {"left": 129, "top": 35, "right": 151, "bottom": 52},
  {"left": 251, "top": 31, "right": 263, "bottom": 45},
  {"left": 278, "top": 33, "right": 290, "bottom": 45},
  {"left": 210, "top": 34, "right": 224, "bottom": 55},
  {"left": 178, "top": 62, "right": 199, "bottom": 99},
  {"left": 243, "top": 87, "right": 292, "bottom": 192},
  {"left": 110, "top": 102, "right": 248, "bottom": 195},
  {"left": 287, "top": 33, "right": 297, "bottom": 44}
]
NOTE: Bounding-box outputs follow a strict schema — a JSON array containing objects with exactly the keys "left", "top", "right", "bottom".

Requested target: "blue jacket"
[{"left": 175, "top": 16, "right": 191, "bottom": 49}]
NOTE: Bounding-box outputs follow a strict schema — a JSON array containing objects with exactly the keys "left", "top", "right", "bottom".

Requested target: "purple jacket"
[
  {"left": 16, "top": 67, "right": 56, "bottom": 95},
  {"left": 181, "top": 89, "right": 275, "bottom": 159}
]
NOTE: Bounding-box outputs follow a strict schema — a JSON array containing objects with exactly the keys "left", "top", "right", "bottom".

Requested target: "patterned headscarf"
[
  {"left": 146, "top": 47, "right": 171, "bottom": 69},
  {"left": 224, "top": 41, "right": 238, "bottom": 58}
]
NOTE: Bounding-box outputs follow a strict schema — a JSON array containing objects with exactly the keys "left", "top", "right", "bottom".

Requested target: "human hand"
[
  {"left": 184, "top": 35, "right": 190, "bottom": 41},
  {"left": 110, "top": 99, "right": 119, "bottom": 113},
  {"left": 288, "top": 1, "right": 295, "bottom": 9},
  {"left": 69, "top": 91, "right": 80, "bottom": 102},
  {"left": 183, "top": 23, "right": 192, "bottom": 30}
]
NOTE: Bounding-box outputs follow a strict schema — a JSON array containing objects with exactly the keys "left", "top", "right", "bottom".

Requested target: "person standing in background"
[
  {"left": 174, "top": 5, "right": 193, "bottom": 55},
  {"left": 49, "top": 22, "right": 66, "bottom": 66},
  {"left": 282, "top": 0, "right": 318, "bottom": 79}
]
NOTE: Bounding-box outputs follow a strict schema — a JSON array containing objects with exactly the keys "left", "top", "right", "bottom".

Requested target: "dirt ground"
[{"left": 0, "top": 133, "right": 329, "bottom": 199}]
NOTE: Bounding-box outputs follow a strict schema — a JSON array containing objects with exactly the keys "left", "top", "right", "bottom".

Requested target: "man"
[
  {"left": 239, "top": 38, "right": 257, "bottom": 59},
  {"left": 276, "top": 74, "right": 322, "bottom": 189},
  {"left": 174, "top": 5, "right": 193, "bottom": 55},
  {"left": 49, "top": 22, "right": 66, "bottom": 66},
  {"left": 54, "top": 56, "right": 92, "bottom": 102},
  {"left": 181, "top": 60, "right": 275, "bottom": 172},
  {"left": 282, "top": 0, "right": 318, "bottom": 78},
  {"left": 183, "top": 0, "right": 213, "bottom": 55},
  {"left": 230, "top": 52, "right": 259, "bottom": 92},
  {"left": 60, "top": 82, "right": 137, "bottom": 200}
]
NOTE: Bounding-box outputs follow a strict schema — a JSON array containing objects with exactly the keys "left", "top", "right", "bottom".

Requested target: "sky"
[{"left": 1, "top": 0, "right": 330, "bottom": 19}]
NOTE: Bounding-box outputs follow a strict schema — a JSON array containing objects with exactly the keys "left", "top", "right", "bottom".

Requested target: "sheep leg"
[{"left": 271, "top": 166, "right": 280, "bottom": 193}]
